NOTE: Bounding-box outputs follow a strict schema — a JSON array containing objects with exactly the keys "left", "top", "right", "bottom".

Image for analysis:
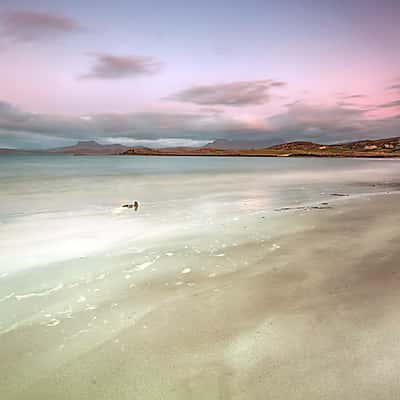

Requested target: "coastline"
[
  {"left": 119, "top": 152, "right": 400, "bottom": 158},
  {"left": 2, "top": 191, "right": 400, "bottom": 399}
]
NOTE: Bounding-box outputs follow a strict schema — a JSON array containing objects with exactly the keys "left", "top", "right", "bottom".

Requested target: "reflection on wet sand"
[{"left": 2, "top": 193, "right": 400, "bottom": 399}]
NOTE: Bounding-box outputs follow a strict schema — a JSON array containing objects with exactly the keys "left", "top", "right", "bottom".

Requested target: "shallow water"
[
  {"left": 1, "top": 155, "right": 400, "bottom": 399},
  {"left": 1, "top": 155, "right": 399, "bottom": 272}
]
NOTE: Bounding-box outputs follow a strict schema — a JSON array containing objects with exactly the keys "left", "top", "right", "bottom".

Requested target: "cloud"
[
  {"left": 80, "top": 53, "right": 163, "bottom": 80},
  {"left": 262, "top": 100, "right": 400, "bottom": 146},
  {"left": 386, "top": 83, "right": 400, "bottom": 92},
  {"left": 1, "top": 99, "right": 400, "bottom": 149},
  {"left": 0, "top": 100, "right": 260, "bottom": 146},
  {"left": 378, "top": 99, "right": 400, "bottom": 108},
  {"left": 166, "top": 80, "right": 286, "bottom": 106},
  {"left": 343, "top": 94, "right": 366, "bottom": 99},
  {"left": 0, "top": 9, "right": 84, "bottom": 42},
  {"left": 101, "top": 137, "right": 209, "bottom": 148},
  {"left": 265, "top": 102, "right": 370, "bottom": 143}
]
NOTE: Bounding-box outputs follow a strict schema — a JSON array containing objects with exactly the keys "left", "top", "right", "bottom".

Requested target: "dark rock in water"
[
  {"left": 330, "top": 193, "right": 349, "bottom": 197},
  {"left": 122, "top": 201, "right": 139, "bottom": 210}
]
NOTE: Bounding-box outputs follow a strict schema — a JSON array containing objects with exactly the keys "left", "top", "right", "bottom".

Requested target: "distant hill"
[
  {"left": 48, "top": 140, "right": 129, "bottom": 155},
  {"left": 2, "top": 137, "right": 400, "bottom": 158},
  {"left": 122, "top": 136, "right": 400, "bottom": 158},
  {"left": 205, "top": 137, "right": 400, "bottom": 151},
  {"left": 265, "top": 137, "right": 400, "bottom": 152},
  {"left": 0, "top": 140, "right": 130, "bottom": 155}
]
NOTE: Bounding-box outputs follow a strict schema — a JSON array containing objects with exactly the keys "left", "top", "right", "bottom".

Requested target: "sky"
[{"left": 0, "top": 0, "right": 399, "bottom": 149}]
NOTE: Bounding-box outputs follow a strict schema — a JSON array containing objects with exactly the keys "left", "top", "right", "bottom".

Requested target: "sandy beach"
[
  {"left": 2, "top": 191, "right": 400, "bottom": 399},
  {"left": 2, "top": 1, "right": 400, "bottom": 398}
]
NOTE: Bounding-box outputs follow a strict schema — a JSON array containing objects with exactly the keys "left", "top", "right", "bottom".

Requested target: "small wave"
[
  {"left": 0, "top": 321, "right": 19, "bottom": 335},
  {"left": 46, "top": 318, "right": 61, "bottom": 327},
  {"left": 15, "top": 283, "right": 64, "bottom": 301},
  {"left": 0, "top": 292, "right": 15, "bottom": 303},
  {"left": 134, "top": 255, "right": 160, "bottom": 271}
]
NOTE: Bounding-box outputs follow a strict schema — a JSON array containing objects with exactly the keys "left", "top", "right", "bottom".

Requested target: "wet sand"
[{"left": 2, "top": 193, "right": 400, "bottom": 399}]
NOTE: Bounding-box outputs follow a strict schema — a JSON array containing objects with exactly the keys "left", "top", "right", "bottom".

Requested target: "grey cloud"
[
  {"left": 166, "top": 80, "right": 287, "bottom": 106},
  {"left": 264, "top": 101, "right": 400, "bottom": 145},
  {"left": 101, "top": 137, "right": 209, "bottom": 148},
  {"left": 263, "top": 102, "right": 371, "bottom": 144},
  {"left": 80, "top": 53, "right": 163, "bottom": 80},
  {"left": 378, "top": 99, "right": 400, "bottom": 108},
  {"left": 0, "top": 9, "right": 84, "bottom": 42},
  {"left": 343, "top": 94, "right": 366, "bottom": 99},
  {"left": 0, "top": 100, "right": 258, "bottom": 145},
  {"left": 1, "top": 99, "right": 400, "bottom": 149},
  {"left": 386, "top": 83, "right": 400, "bottom": 91}
]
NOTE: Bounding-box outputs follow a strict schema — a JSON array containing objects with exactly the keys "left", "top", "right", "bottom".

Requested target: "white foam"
[
  {"left": 15, "top": 283, "right": 64, "bottom": 301},
  {"left": 134, "top": 255, "right": 160, "bottom": 271},
  {"left": 56, "top": 307, "right": 72, "bottom": 316},
  {"left": 0, "top": 322, "right": 19, "bottom": 335},
  {"left": 47, "top": 318, "right": 61, "bottom": 327},
  {"left": 181, "top": 268, "right": 191, "bottom": 274},
  {"left": 71, "top": 329, "right": 89, "bottom": 338},
  {"left": 0, "top": 292, "right": 15, "bottom": 303}
]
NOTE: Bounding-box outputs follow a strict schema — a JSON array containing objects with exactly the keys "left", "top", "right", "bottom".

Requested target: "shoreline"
[
  {"left": 118, "top": 150, "right": 400, "bottom": 158},
  {"left": 2, "top": 192, "right": 400, "bottom": 399}
]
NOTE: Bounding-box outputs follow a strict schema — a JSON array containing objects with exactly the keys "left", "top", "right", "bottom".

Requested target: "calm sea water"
[{"left": 1, "top": 155, "right": 399, "bottom": 275}]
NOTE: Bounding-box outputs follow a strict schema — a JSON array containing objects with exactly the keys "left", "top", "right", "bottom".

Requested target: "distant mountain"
[
  {"left": 48, "top": 140, "right": 129, "bottom": 155},
  {"left": 0, "top": 140, "right": 129, "bottom": 155},
  {"left": 2, "top": 137, "right": 400, "bottom": 157}
]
